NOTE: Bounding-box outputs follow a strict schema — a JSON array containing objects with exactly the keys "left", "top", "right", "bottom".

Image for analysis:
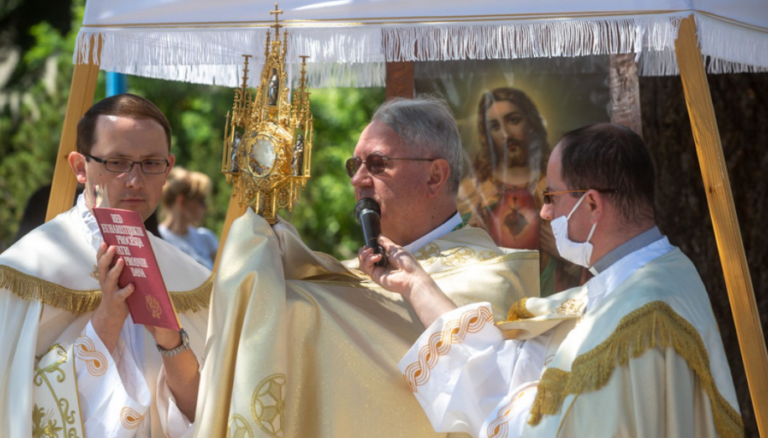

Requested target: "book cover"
[{"left": 92, "top": 207, "right": 181, "bottom": 330}]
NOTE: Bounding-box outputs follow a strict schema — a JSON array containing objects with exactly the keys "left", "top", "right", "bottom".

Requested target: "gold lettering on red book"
[{"left": 146, "top": 295, "right": 162, "bottom": 319}]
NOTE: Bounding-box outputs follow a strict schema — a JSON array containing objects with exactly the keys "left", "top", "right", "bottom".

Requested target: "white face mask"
[{"left": 550, "top": 193, "right": 597, "bottom": 268}]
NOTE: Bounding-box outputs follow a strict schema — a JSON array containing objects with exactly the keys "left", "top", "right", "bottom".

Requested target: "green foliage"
[
  {"left": 126, "top": 84, "right": 384, "bottom": 259},
  {"left": 0, "top": 0, "right": 384, "bottom": 260},
  {"left": 0, "top": 0, "right": 90, "bottom": 249},
  {"left": 285, "top": 87, "right": 384, "bottom": 259},
  {"left": 126, "top": 78, "right": 236, "bottom": 237}
]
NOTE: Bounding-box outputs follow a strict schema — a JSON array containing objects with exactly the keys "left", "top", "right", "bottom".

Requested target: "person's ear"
[
  {"left": 165, "top": 153, "right": 176, "bottom": 177},
  {"left": 426, "top": 159, "right": 451, "bottom": 198},
  {"left": 586, "top": 189, "right": 603, "bottom": 224},
  {"left": 68, "top": 152, "right": 88, "bottom": 184}
]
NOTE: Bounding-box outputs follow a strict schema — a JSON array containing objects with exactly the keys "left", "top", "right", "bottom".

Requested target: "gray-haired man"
[
  {"left": 347, "top": 98, "right": 465, "bottom": 251},
  {"left": 195, "top": 97, "right": 538, "bottom": 437},
  {"left": 359, "top": 123, "right": 742, "bottom": 438}
]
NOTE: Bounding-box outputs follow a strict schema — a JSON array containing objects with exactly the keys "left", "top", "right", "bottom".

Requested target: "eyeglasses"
[
  {"left": 345, "top": 154, "right": 437, "bottom": 178},
  {"left": 84, "top": 154, "right": 170, "bottom": 174},
  {"left": 542, "top": 189, "right": 617, "bottom": 204}
]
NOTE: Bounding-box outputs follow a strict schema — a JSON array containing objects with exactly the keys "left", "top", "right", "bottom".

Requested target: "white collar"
[
  {"left": 76, "top": 193, "right": 104, "bottom": 252},
  {"left": 404, "top": 212, "right": 463, "bottom": 254},
  {"left": 585, "top": 237, "right": 674, "bottom": 312}
]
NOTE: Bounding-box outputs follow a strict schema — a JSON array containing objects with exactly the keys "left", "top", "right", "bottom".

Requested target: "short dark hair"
[
  {"left": 474, "top": 87, "right": 549, "bottom": 181},
  {"left": 76, "top": 93, "right": 171, "bottom": 155},
  {"left": 559, "top": 123, "right": 655, "bottom": 225}
]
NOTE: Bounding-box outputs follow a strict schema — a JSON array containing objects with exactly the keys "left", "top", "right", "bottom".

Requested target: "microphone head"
[{"left": 354, "top": 198, "right": 381, "bottom": 222}]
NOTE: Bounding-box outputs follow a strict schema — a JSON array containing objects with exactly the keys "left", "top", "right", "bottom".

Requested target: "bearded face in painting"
[{"left": 473, "top": 87, "right": 548, "bottom": 181}]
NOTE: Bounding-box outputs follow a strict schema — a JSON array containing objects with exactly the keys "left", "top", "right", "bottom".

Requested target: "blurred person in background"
[{"left": 159, "top": 167, "right": 219, "bottom": 270}]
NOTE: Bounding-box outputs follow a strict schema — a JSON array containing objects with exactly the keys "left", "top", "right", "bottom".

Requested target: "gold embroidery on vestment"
[
  {"left": 227, "top": 413, "right": 254, "bottom": 438},
  {"left": 527, "top": 301, "right": 744, "bottom": 438},
  {"left": 414, "top": 244, "right": 484, "bottom": 267},
  {"left": 74, "top": 336, "right": 107, "bottom": 377},
  {"left": 120, "top": 407, "right": 144, "bottom": 429},
  {"left": 506, "top": 297, "right": 535, "bottom": 321},
  {"left": 33, "top": 346, "right": 81, "bottom": 438},
  {"left": 441, "top": 246, "right": 476, "bottom": 267},
  {"left": 32, "top": 404, "right": 62, "bottom": 438},
  {"left": 0, "top": 265, "right": 213, "bottom": 314},
  {"left": 555, "top": 298, "right": 584, "bottom": 317},
  {"left": 404, "top": 306, "right": 493, "bottom": 392},
  {"left": 477, "top": 250, "right": 497, "bottom": 261},
  {"left": 251, "top": 373, "right": 286, "bottom": 438},
  {"left": 414, "top": 243, "right": 441, "bottom": 266},
  {"left": 486, "top": 389, "right": 531, "bottom": 437}
]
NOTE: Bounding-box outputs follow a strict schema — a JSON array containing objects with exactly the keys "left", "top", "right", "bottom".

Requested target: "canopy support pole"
[
  {"left": 676, "top": 16, "right": 768, "bottom": 436},
  {"left": 45, "top": 37, "right": 101, "bottom": 222},
  {"left": 213, "top": 185, "right": 247, "bottom": 272}
]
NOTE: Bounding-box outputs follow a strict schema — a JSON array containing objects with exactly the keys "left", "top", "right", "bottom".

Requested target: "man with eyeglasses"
[
  {"left": 358, "top": 123, "right": 741, "bottom": 437},
  {"left": 0, "top": 94, "right": 211, "bottom": 438},
  {"left": 195, "top": 97, "right": 538, "bottom": 437}
]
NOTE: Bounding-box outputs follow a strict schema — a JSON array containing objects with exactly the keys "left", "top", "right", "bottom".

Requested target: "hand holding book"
[
  {"left": 91, "top": 184, "right": 181, "bottom": 331},
  {"left": 92, "top": 242, "right": 137, "bottom": 352}
]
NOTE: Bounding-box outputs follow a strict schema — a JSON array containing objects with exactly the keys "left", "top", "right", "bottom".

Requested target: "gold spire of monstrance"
[{"left": 222, "top": 3, "right": 313, "bottom": 224}]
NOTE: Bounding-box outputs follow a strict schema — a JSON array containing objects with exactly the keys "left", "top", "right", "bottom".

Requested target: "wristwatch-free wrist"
[{"left": 156, "top": 328, "right": 189, "bottom": 357}]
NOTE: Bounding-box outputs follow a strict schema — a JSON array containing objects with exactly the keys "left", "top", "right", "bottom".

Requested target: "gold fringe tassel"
[
  {"left": 506, "top": 297, "right": 534, "bottom": 321},
  {"left": 528, "top": 301, "right": 744, "bottom": 438},
  {"left": 0, "top": 265, "right": 100, "bottom": 314},
  {"left": 170, "top": 274, "right": 214, "bottom": 313},
  {"left": 1, "top": 265, "right": 213, "bottom": 315}
]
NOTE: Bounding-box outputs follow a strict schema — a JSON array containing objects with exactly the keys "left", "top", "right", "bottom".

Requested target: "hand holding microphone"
[{"left": 355, "top": 198, "right": 387, "bottom": 268}]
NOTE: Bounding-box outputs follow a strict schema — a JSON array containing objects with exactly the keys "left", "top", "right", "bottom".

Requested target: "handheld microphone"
[{"left": 354, "top": 198, "right": 387, "bottom": 268}]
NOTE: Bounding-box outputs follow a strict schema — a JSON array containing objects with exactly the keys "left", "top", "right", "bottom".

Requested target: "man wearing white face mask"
[{"left": 358, "top": 123, "right": 743, "bottom": 437}]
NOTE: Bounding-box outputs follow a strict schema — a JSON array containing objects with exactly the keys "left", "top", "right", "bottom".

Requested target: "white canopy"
[{"left": 75, "top": 0, "right": 768, "bottom": 87}]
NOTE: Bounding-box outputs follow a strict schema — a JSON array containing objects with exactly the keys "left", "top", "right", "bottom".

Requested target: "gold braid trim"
[
  {"left": 1, "top": 264, "right": 213, "bottom": 314},
  {"left": 169, "top": 274, "right": 213, "bottom": 313},
  {"left": 0, "top": 265, "right": 100, "bottom": 314},
  {"left": 403, "top": 306, "right": 494, "bottom": 392},
  {"left": 506, "top": 297, "right": 535, "bottom": 321},
  {"left": 527, "top": 301, "right": 744, "bottom": 438}
]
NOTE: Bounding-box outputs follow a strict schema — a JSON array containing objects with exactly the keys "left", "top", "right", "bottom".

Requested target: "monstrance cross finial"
[{"left": 270, "top": 3, "right": 284, "bottom": 38}]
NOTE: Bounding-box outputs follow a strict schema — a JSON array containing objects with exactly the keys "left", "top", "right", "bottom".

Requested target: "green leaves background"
[{"left": 0, "top": 0, "right": 382, "bottom": 259}]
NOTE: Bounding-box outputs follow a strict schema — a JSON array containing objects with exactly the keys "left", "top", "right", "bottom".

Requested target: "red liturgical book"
[{"left": 92, "top": 207, "right": 181, "bottom": 330}]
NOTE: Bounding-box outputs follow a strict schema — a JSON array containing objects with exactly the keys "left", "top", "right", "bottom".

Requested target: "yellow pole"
[
  {"left": 213, "top": 183, "right": 248, "bottom": 272},
  {"left": 675, "top": 16, "right": 768, "bottom": 436},
  {"left": 45, "top": 36, "right": 101, "bottom": 222}
]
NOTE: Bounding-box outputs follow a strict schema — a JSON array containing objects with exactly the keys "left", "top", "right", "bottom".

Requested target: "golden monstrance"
[{"left": 221, "top": 3, "right": 313, "bottom": 224}]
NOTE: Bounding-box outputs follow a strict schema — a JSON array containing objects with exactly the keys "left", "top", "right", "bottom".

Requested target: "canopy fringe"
[
  {"left": 381, "top": 15, "right": 682, "bottom": 62},
  {"left": 74, "top": 14, "right": 688, "bottom": 88},
  {"left": 696, "top": 14, "right": 768, "bottom": 73},
  {"left": 74, "top": 12, "right": 767, "bottom": 87}
]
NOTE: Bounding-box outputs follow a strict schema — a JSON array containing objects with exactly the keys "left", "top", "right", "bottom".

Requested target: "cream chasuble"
[
  {"left": 0, "top": 206, "right": 212, "bottom": 437},
  {"left": 399, "top": 244, "right": 742, "bottom": 438},
  {"left": 194, "top": 209, "right": 539, "bottom": 438},
  {"left": 522, "top": 248, "right": 742, "bottom": 438}
]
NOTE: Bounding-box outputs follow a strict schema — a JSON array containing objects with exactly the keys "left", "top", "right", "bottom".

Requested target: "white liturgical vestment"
[
  {"left": 400, "top": 230, "right": 743, "bottom": 438},
  {"left": 0, "top": 195, "right": 212, "bottom": 438},
  {"left": 194, "top": 209, "right": 539, "bottom": 438}
]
